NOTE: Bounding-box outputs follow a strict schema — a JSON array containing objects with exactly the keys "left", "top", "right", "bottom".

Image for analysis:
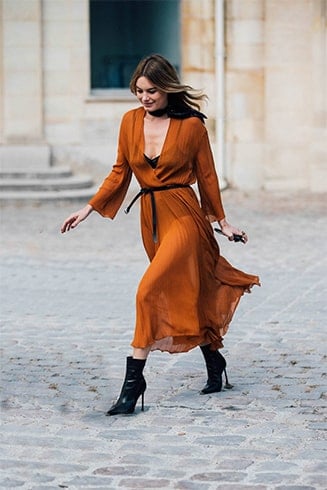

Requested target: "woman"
[{"left": 61, "top": 54, "right": 260, "bottom": 416}]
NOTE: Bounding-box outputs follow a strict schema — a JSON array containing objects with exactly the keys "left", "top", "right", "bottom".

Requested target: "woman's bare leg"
[{"left": 133, "top": 347, "right": 151, "bottom": 360}]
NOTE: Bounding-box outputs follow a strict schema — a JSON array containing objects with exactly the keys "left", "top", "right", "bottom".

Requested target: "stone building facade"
[{"left": 1, "top": 0, "right": 326, "bottom": 192}]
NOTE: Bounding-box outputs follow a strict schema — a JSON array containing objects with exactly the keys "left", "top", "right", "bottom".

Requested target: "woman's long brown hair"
[{"left": 129, "top": 54, "right": 207, "bottom": 110}]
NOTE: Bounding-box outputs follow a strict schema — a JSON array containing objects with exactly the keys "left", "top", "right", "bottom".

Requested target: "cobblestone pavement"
[{"left": 0, "top": 189, "right": 326, "bottom": 490}]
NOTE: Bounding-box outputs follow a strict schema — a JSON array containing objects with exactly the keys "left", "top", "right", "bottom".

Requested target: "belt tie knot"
[{"left": 124, "top": 184, "right": 190, "bottom": 243}]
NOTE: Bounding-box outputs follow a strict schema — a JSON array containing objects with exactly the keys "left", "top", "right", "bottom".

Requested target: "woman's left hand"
[{"left": 218, "top": 219, "right": 248, "bottom": 244}]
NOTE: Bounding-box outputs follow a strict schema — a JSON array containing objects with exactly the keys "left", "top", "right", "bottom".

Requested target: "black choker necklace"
[
  {"left": 147, "top": 105, "right": 207, "bottom": 123},
  {"left": 148, "top": 107, "right": 168, "bottom": 117}
]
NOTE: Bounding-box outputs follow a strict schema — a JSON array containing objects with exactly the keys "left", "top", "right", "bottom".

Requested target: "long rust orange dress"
[{"left": 89, "top": 107, "right": 260, "bottom": 353}]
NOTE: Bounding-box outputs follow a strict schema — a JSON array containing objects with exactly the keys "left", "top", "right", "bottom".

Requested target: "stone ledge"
[
  {"left": 0, "top": 186, "right": 99, "bottom": 203},
  {"left": 0, "top": 145, "right": 50, "bottom": 170},
  {"left": 1, "top": 175, "right": 93, "bottom": 191}
]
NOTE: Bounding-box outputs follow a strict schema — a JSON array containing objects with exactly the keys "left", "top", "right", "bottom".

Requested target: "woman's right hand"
[{"left": 60, "top": 204, "right": 93, "bottom": 233}]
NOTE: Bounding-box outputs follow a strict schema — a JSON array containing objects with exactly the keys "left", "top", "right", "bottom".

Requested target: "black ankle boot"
[
  {"left": 106, "top": 356, "right": 147, "bottom": 415},
  {"left": 200, "top": 345, "right": 233, "bottom": 394}
]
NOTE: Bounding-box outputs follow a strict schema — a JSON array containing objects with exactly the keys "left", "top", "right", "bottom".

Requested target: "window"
[{"left": 90, "top": 0, "right": 181, "bottom": 90}]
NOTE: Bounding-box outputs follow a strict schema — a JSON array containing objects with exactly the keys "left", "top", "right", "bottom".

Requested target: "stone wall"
[
  {"left": 182, "top": 0, "right": 216, "bottom": 123},
  {"left": 0, "top": 0, "right": 51, "bottom": 168},
  {"left": 225, "top": 0, "right": 265, "bottom": 190},
  {"left": 0, "top": 0, "right": 326, "bottom": 190},
  {"left": 225, "top": 0, "right": 326, "bottom": 192}
]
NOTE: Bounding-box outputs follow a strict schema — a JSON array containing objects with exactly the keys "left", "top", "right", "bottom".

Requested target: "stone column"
[
  {"left": 264, "top": 0, "right": 314, "bottom": 191},
  {"left": 181, "top": 0, "right": 224, "bottom": 177},
  {"left": 310, "top": 0, "right": 327, "bottom": 192},
  {"left": 0, "top": 0, "right": 50, "bottom": 169},
  {"left": 225, "top": 0, "right": 265, "bottom": 190},
  {"left": 0, "top": 1, "right": 4, "bottom": 146},
  {"left": 181, "top": 0, "right": 216, "bottom": 128},
  {"left": 42, "top": 0, "right": 89, "bottom": 145}
]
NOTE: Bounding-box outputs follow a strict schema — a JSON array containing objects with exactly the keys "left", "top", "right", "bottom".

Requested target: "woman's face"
[{"left": 135, "top": 76, "right": 168, "bottom": 112}]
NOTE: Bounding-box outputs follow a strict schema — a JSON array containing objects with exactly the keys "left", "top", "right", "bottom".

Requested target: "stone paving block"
[
  {"left": 275, "top": 486, "right": 316, "bottom": 490},
  {"left": 117, "top": 478, "right": 172, "bottom": 488},
  {"left": 174, "top": 482, "right": 211, "bottom": 490},
  {"left": 0, "top": 478, "right": 25, "bottom": 488},
  {"left": 61, "top": 475, "right": 114, "bottom": 487},
  {"left": 252, "top": 472, "right": 301, "bottom": 484},
  {"left": 192, "top": 471, "right": 248, "bottom": 482},
  {"left": 215, "top": 486, "right": 267, "bottom": 490}
]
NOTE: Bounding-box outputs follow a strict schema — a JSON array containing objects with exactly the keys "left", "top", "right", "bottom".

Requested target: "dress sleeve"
[
  {"left": 194, "top": 126, "right": 225, "bottom": 222},
  {"left": 88, "top": 113, "right": 132, "bottom": 219}
]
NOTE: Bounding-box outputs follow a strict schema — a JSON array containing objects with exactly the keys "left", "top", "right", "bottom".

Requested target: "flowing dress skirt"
[{"left": 132, "top": 186, "right": 260, "bottom": 353}]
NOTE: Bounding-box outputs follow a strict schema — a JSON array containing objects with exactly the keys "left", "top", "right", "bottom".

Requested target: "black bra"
[{"left": 144, "top": 154, "right": 159, "bottom": 169}]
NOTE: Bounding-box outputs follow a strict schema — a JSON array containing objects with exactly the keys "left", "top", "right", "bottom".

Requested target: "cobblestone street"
[{"left": 0, "top": 189, "right": 326, "bottom": 489}]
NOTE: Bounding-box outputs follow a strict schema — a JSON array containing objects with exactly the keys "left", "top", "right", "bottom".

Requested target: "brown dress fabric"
[{"left": 89, "top": 108, "right": 260, "bottom": 353}]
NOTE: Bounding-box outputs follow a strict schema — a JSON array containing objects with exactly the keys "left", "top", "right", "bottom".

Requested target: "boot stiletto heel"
[
  {"left": 106, "top": 357, "right": 147, "bottom": 416},
  {"left": 224, "top": 368, "right": 234, "bottom": 390},
  {"left": 200, "top": 345, "right": 233, "bottom": 394}
]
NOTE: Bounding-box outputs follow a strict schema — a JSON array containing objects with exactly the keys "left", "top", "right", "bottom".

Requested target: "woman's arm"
[
  {"left": 194, "top": 126, "right": 225, "bottom": 222},
  {"left": 218, "top": 217, "right": 248, "bottom": 243},
  {"left": 88, "top": 112, "right": 132, "bottom": 218},
  {"left": 194, "top": 124, "right": 248, "bottom": 243},
  {"left": 61, "top": 204, "right": 93, "bottom": 233}
]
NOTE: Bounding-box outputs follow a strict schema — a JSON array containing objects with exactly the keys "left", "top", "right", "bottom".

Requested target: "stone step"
[
  {"left": 0, "top": 186, "right": 99, "bottom": 203},
  {"left": 0, "top": 164, "right": 99, "bottom": 202},
  {"left": 0, "top": 166, "right": 73, "bottom": 179},
  {"left": 0, "top": 175, "right": 94, "bottom": 192}
]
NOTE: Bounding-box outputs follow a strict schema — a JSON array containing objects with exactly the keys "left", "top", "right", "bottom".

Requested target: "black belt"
[{"left": 124, "top": 184, "right": 191, "bottom": 243}]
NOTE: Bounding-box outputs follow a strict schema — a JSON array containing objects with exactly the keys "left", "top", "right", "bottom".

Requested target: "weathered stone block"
[
  {"left": 3, "top": 20, "right": 40, "bottom": 47},
  {"left": 226, "top": 19, "right": 264, "bottom": 45},
  {"left": 227, "top": 142, "right": 264, "bottom": 190},
  {"left": 2, "top": 0, "right": 40, "bottom": 21},
  {"left": 226, "top": 0, "right": 264, "bottom": 20}
]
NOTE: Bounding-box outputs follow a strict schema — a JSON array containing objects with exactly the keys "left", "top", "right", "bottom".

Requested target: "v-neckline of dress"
[{"left": 142, "top": 111, "right": 172, "bottom": 164}]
